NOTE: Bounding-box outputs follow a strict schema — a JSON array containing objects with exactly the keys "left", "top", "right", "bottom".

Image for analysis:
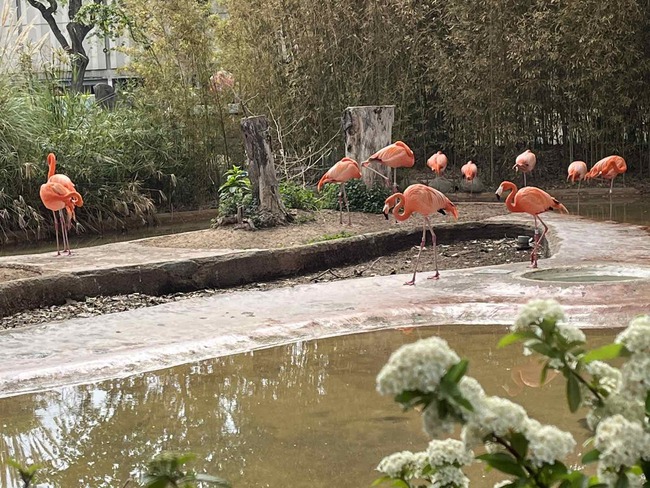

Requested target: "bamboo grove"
[{"left": 219, "top": 0, "right": 650, "bottom": 181}]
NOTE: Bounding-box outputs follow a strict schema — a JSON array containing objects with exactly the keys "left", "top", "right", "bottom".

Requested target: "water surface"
[{"left": 0, "top": 325, "right": 617, "bottom": 488}]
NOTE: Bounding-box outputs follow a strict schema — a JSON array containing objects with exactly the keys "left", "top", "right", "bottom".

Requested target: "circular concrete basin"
[{"left": 521, "top": 265, "right": 650, "bottom": 283}]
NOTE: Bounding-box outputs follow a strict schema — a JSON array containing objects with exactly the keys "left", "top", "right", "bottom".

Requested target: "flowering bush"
[{"left": 375, "top": 300, "right": 650, "bottom": 488}]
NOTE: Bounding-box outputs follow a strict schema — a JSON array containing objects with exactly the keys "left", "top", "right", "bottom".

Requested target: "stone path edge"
[{"left": 0, "top": 221, "right": 531, "bottom": 318}]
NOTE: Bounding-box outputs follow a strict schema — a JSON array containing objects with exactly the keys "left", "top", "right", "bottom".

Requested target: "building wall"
[{"left": 1, "top": 0, "right": 131, "bottom": 88}]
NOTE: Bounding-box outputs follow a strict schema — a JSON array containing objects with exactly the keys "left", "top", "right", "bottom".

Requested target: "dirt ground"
[{"left": 142, "top": 202, "right": 532, "bottom": 286}]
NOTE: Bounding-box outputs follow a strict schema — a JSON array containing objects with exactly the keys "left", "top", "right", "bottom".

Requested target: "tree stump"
[
  {"left": 342, "top": 105, "right": 395, "bottom": 188},
  {"left": 240, "top": 115, "right": 291, "bottom": 226}
]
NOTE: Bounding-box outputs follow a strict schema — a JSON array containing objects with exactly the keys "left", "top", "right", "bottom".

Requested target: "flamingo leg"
[
  {"left": 59, "top": 209, "right": 71, "bottom": 255},
  {"left": 337, "top": 184, "right": 344, "bottom": 224},
  {"left": 425, "top": 217, "right": 440, "bottom": 280},
  {"left": 364, "top": 164, "right": 391, "bottom": 189},
  {"left": 609, "top": 178, "right": 614, "bottom": 195},
  {"left": 342, "top": 183, "right": 351, "bottom": 225},
  {"left": 577, "top": 180, "right": 581, "bottom": 214},
  {"left": 405, "top": 223, "right": 427, "bottom": 286},
  {"left": 392, "top": 168, "right": 398, "bottom": 193},
  {"left": 529, "top": 215, "right": 549, "bottom": 268},
  {"left": 52, "top": 210, "right": 61, "bottom": 256},
  {"left": 523, "top": 172, "right": 527, "bottom": 187}
]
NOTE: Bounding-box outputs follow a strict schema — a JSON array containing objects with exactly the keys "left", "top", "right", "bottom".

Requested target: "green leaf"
[
  {"left": 566, "top": 372, "right": 582, "bottom": 412},
  {"left": 444, "top": 359, "right": 469, "bottom": 383},
  {"left": 371, "top": 475, "right": 392, "bottom": 487},
  {"left": 498, "top": 332, "right": 536, "bottom": 348},
  {"left": 527, "top": 341, "right": 555, "bottom": 357},
  {"left": 476, "top": 453, "right": 527, "bottom": 477},
  {"left": 581, "top": 449, "right": 600, "bottom": 464},
  {"left": 582, "top": 343, "right": 625, "bottom": 363},
  {"left": 509, "top": 432, "right": 529, "bottom": 459},
  {"left": 614, "top": 473, "right": 629, "bottom": 488},
  {"left": 645, "top": 391, "right": 650, "bottom": 416}
]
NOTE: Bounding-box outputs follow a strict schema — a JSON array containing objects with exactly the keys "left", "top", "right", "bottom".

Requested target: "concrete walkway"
[{"left": 0, "top": 213, "right": 649, "bottom": 397}]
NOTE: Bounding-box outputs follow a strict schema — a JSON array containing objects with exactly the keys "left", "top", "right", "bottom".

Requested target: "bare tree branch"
[{"left": 25, "top": 0, "right": 70, "bottom": 52}]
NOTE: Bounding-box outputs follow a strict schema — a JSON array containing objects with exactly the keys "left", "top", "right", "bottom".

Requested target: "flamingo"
[
  {"left": 461, "top": 161, "right": 478, "bottom": 194},
  {"left": 495, "top": 181, "right": 568, "bottom": 268},
  {"left": 426, "top": 151, "right": 448, "bottom": 177},
  {"left": 44, "top": 153, "right": 83, "bottom": 255},
  {"left": 567, "top": 160, "right": 587, "bottom": 205},
  {"left": 383, "top": 184, "right": 458, "bottom": 285},
  {"left": 584, "top": 155, "right": 627, "bottom": 194},
  {"left": 317, "top": 157, "right": 362, "bottom": 225},
  {"left": 39, "top": 181, "right": 83, "bottom": 256},
  {"left": 46, "top": 153, "right": 82, "bottom": 229},
  {"left": 513, "top": 149, "right": 536, "bottom": 187},
  {"left": 362, "top": 141, "right": 415, "bottom": 193}
]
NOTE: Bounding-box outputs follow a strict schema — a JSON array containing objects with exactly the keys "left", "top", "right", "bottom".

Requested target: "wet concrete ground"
[{"left": 0, "top": 213, "right": 649, "bottom": 397}]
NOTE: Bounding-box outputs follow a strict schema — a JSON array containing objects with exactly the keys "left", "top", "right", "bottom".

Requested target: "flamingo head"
[
  {"left": 443, "top": 202, "right": 458, "bottom": 220},
  {"left": 495, "top": 183, "right": 505, "bottom": 201},
  {"left": 383, "top": 194, "right": 400, "bottom": 219}
]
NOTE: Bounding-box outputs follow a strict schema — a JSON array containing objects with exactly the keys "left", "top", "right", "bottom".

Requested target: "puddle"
[
  {"left": 521, "top": 265, "right": 650, "bottom": 283},
  {"left": 0, "top": 325, "right": 617, "bottom": 488}
]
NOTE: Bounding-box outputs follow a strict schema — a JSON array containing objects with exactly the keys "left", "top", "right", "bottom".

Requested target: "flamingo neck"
[
  {"left": 47, "top": 154, "right": 56, "bottom": 180},
  {"left": 391, "top": 194, "right": 413, "bottom": 222},
  {"left": 502, "top": 182, "right": 519, "bottom": 212}
]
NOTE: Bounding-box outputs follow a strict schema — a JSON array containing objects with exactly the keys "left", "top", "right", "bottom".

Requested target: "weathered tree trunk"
[
  {"left": 342, "top": 105, "right": 394, "bottom": 188},
  {"left": 240, "top": 115, "right": 291, "bottom": 226}
]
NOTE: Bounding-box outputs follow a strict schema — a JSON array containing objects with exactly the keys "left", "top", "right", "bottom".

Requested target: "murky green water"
[
  {"left": 564, "top": 197, "right": 650, "bottom": 225},
  {"left": 0, "top": 326, "right": 618, "bottom": 488}
]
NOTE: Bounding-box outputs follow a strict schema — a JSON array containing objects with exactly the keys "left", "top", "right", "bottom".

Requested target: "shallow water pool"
[{"left": 0, "top": 325, "right": 618, "bottom": 487}]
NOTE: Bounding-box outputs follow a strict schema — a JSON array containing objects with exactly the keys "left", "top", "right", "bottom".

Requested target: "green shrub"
[
  {"left": 217, "top": 165, "right": 252, "bottom": 217},
  {"left": 319, "top": 179, "right": 391, "bottom": 214},
  {"left": 280, "top": 181, "right": 318, "bottom": 211}
]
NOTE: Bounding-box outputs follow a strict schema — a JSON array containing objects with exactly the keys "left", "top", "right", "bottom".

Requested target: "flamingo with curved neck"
[
  {"left": 496, "top": 181, "right": 568, "bottom": 268},
  {"left": 383, "top": 184, "right": 458, "bottom": 285}
]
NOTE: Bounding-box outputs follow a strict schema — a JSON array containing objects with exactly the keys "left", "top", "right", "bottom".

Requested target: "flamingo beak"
[
  {"left": 495, "top": 186, "right": 503, "bottom": 201},
  {"left": 382, "top": 203, "right": 392, "bottom": 219}
]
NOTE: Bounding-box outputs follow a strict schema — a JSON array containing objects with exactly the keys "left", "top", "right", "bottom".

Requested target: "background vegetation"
[{"left": 1, "top": 0, "right": 650, "bottom": 242}]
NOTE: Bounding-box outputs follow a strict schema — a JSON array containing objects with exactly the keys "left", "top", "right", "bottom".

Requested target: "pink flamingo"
[
  {"left": 461, "top": 161, "right": 478, "bottom": 194},
  {"left": 513, "top": 149, "right": 536, "bottom": 187},
  {"left": 383, "top": 184, "right": 458, "bottom": 285},
  {"left": 426, "top": 151, "right": 448, "bottom": 177},
  {"left": 362, "top": 141, "right": 415, "bottom": 193},
  {"left": 584, "top": 155, "right": 627, "bottom": 194},
  {"left": 496, "top": 181, "right": 568, "bottom": 268},
  {"left": 317, "top": 157, "right": 362, "bottom": 224}
]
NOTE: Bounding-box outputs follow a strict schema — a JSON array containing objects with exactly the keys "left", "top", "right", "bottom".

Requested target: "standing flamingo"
[
  {"left": 513, "top": 149, "right": 536, "bottom": 187},
  {"left": 362, "top": 141, "right": 415, "bottom": 193},
  {"left": 584, "top": 155, "right": 627, "bottom": 194},
  {"left": 496, "top": 181, "right": 568, "bottom": 268},
  {"left": 426, "top": 151, "right": 448, "bottom": 177},
  {"left": 383, "top": 184, "right": 458, "bottom": 285},
  {"left": 567, "top": 160, "right": 588, "bottom": 208},
  {"left": 317, "top": 157, "right": 362, "bottom": 225},
  {"left": 44, "top": 153, "right": 83, "bottom": 254},
  {"left": 46, "top": 153, "right": 82, "bottom": 228},
  {"left": 39, "top": 181, "right": 83, "bottom": 256},
  {"left": 461, "top": 161, "right": 478, "bottom": 194}
]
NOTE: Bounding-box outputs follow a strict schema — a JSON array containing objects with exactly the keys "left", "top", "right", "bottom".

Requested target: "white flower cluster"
[
  {"left": 555, "top": 322, "right": 587, "bottom": 344},
  {"left": 429, "top": 465, "right": 470, "bottom": 488},
  {"left": 586, "top": 392, "right": 646, "bottom": 431},
  {"left": 512, "top": 299, "right": 566, "bottom": 333},
  {"left": 585, "top": 361, "right": 621, "bottom": 392},
  {"left": 376, "top": 450, "right": 428, "bottom": 479},
  {"left": 615, "top": 315, "right": 650, "bottom": 354},
  {"left": 376, "top": 337, "right": 461, "bottom": 396},
  {"left": 467, "top": 396, "right": 528, "bottom": 438},
  {"left": 427, "top": 439, "right": 474, "bottom": 467},
  {"left": 595, "top": 415, "right": 650, "bottom": 477},
  {"left": 522, "top": 418, "right": 576, "bottom": 468}
]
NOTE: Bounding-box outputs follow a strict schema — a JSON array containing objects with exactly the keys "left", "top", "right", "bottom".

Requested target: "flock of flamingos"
[
  {"left": 317, "top": 142, "right": 628, "bottom": 284},
  {"left": 39, "top": 146, "right": 627, "bottom": 285}
]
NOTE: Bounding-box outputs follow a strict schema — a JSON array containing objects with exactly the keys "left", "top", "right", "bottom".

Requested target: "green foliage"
[
  {"left": 320, "top": 180, "right": 391, "bottom": 214},
  {"left": 7, "top": 459, "right": 40, "bottom": 488},
  {"left": 141, "top": 452, "right": 230, "bottom": 488},
  {"left": 279, "top": 181, "right": 318, "bottom": 211},
  {"left": 377, "top": 304, "right": 649, "bottom": 488},
  {"left": 217, "top": 165, "right": 252, "bottom": 217}
]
